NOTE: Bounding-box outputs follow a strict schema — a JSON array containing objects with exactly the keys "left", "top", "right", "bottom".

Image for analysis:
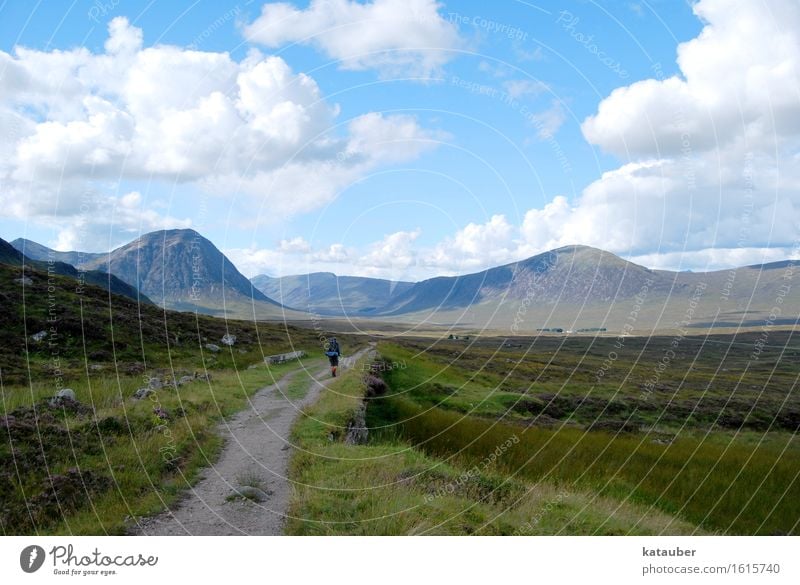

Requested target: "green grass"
[
  {"left": 285, "top": 353, "right": 702, "bottom": 535},
  {"left": 0, "top": 355, "right": 321, "bottom": 535},
  {"left": 369, "top": 339, "right": 800, "bottom": 535}
]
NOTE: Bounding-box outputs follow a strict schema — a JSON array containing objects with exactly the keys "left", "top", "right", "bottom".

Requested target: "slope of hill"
[
  {"left": 251, "top": 272, "right": 415, "bottom": 316},
  {"left": 379, "top": 246, "right": 673, "bottom": 315},
  {"left": 11, "top": 238, "right": 104, "bottom": 267},
  {"left": 1, "top": 237, "right": 151, "bottom": 304},
  {"left": 74, "top": 229, "right": 294, "bottom": 317},
  {"left": 374, "top": 245, "right": 800, "bottom": 332}
]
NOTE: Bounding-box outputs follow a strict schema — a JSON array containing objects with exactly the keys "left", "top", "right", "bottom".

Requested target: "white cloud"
[
  {"left": 582, "top": 0, "right": 800, "bottom": 159},
  {"left": 559, "top": 0, "right": 800, "bottom": 263},
  {"left": 0, "top": 17, "right": 443, "bottom": 248},
  {"left": 530, "top": 100, "right": 566, "bottom": 139},
  {"left": 243, "top": 0, "right": 461, "bottom": 77},
  {"left": 503, "top": 79, "right": 548, "bottom": 100}
]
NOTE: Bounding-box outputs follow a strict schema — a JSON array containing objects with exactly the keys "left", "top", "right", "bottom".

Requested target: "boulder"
[
  {"left": 205, "top": 343, "right": 220, "bottom": 353},
  {"left": 89, "top": 364, "right": 104, "bottom": 372},
  {"left": 179, "top": 375, "right": 194, "bottom": 385},
  {"left": 221, "top": 334, "right": 236, "bottom": 346},
  {"left": 147, "top": 377, "right": 163, "bottom": 390},
  {"left": 31, "top": 330, "right": 48, "bottom": 342},
  {"left": 15, "top": 276, "right": 33, "bottom": 286}
]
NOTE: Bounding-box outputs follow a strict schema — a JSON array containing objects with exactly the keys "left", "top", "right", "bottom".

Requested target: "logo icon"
[{"left": 20, "top": 545, "right": 46, "bottom": 573}]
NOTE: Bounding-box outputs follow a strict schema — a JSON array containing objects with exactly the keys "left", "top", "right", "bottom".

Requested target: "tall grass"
[
  {"left": 374, "top": 395, "right": 799, "bottom": 534},
  {"left": 286, "top": 355, "right": 702, "bottom": 535}
]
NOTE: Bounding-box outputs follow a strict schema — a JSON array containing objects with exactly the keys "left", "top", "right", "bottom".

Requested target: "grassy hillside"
[{"left": 0, "top": 260, "right": 362, "bottom": 534}]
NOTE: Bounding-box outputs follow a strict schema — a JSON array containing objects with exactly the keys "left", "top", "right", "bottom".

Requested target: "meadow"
[{"left": 284, "top": 331, "right": 798, "bottom": 535}]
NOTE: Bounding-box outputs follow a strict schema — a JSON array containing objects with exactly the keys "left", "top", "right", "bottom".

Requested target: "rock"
[
  {"left": 147, "top": 377, "right": 163, "bottom": 390},
  {"left": 205, "top": 343, "right": 220, "bottom": 353},
  {"left": 89, "top": 364, "right": 104, "bottom": 372},
  {"left": 221, "top": 334, "right": 236, "bottom": 346},
  {"left": 31, "top": 330, "right": 48, "bottom": 342},
  {"left": 179, "top": 375, "right": 194, "bottom": 385},
  {"left": 194, "top": 372, "right": 212, "bottom": 381},
  {"left": 234, "top": 486, "right": 269, "bottom": 502},
  {"left": 15, "top": 276, "right": 33, "bottom": 285},
  {"left": 345, "top": 403, "right": 368, "bottom": 445},
  {"left": 55, "top": 388, "right": 76, "bottom": 401},
  {"left": 133, "top": 387, "right": 154, "bottom": 400}
]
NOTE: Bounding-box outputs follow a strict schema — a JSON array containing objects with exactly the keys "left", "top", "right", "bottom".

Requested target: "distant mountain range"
[
  {"left": 370, "top": 245, "right": 799, "bottom": 331},
  {"left": 251, "top": 272, "right": 414, "bottom": 316},
  {"left": 2, "top": 237, "right": 151, "bottom": 304},
  {"left": 8, "top": 231, "right": 799, "bottom": 331}
]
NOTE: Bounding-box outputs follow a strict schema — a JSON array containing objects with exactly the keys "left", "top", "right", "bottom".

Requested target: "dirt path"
[{"left": 132, "top": 345, "right": 373, "bottom": 535}]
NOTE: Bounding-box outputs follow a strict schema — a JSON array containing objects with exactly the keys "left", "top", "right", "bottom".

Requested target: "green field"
[{"left": 286, "top": 332, "right": 799, "bottom": 535}]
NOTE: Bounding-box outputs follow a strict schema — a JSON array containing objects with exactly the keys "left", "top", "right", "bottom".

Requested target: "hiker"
[{"left": 325, "top": 337, "right": 341, "bottom": 377}]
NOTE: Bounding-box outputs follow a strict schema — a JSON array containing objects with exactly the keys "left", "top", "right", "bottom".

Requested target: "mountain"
[
  {"left": 251, "top": 272, "right": 414, "bottom": 316},
  {"left": 1, "top": 237, "right": 151, "bottom": 304},
  {"left": 76, "top": 229, "right": 293, "bottom": 317},
  {"left": 371, "top": 245, "right": 800, "bottom": 332},
  {"left": 11, "top": 238, "right": 104, "bottom": 267},
  {"left": 379, "top": 246, "right": 670, "bottom": 315}
]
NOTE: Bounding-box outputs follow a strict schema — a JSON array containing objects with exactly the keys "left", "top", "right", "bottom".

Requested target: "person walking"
[{"left": 325, "top": 337, "right": 341, "bottom": 377}]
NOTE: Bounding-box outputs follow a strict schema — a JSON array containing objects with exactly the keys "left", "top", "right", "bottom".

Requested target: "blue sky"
[{"left": 1, "top": 0, "right": 798, "bottom": 280}]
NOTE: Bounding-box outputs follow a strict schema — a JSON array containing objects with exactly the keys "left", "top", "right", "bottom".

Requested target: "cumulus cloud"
[
  {"left": 243, "top": 0, "right": 461, "bottom": 76},
  {"left": 0, "top": 17, "right": 442, "bottom": 248},
  {"left": 582, "top": 0, "right": 800, "bottom": 159},
  {"left": 524, "top": 0, "right": 800, "bottom": 266}
]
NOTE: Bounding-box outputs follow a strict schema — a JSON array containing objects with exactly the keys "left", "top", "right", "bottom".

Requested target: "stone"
[
  {"left": 205, "top": 343, "right": 220, "bottom": 353},
  {"left": 56, "top": 388, "right": 76, "bottom": 401},
  {"left": 31, "top": 330, "right": 48, "bottom": 342},
  {"left": 221, "top": 334, "right": 236, "bottom": 346},
  {"left": 179, "top": 375, "right": 194, "bottom": 385},
  {"left": 133, "top": 387, "right": 154, "bottom": 400},
  {"left": 194, "top": 372, "right": 212, "bottom": 381},
  {"left": 147, "top": 377, "right": 163, "bottom": 390},
  {"left": 15, "top": 276, "right": 33, "bottom": 286},
  {"left": 89, "top": 364, "right": 104, "bottom": 371},
  {"left": 234, "top": 486, "right": 269, "bottom": 502}
]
